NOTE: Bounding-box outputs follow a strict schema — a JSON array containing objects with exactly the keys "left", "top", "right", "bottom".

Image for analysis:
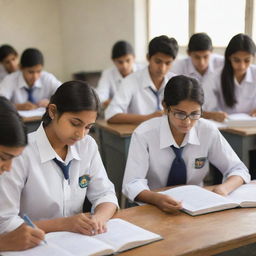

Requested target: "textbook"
[
  {"left": 2, "top": 218, "right": 162, "bottom": 256},
  {"left": 225, "top": 113, "right": 256, "bottom": 127},
  {"left": 160, "top": 184, "right": 256, "bottom": 216}
]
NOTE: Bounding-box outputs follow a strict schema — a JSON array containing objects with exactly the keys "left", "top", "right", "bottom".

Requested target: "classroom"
[{"left": 1, "top": 0, "right": 256, "bottom": 255}]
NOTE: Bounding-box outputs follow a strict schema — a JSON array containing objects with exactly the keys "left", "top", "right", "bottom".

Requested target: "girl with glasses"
[
  {"left": 0, "top": 96, "right": 45, "bottom": 251},
  {"left": 122, "top": 75, "right": 250, "bottom": 213}
]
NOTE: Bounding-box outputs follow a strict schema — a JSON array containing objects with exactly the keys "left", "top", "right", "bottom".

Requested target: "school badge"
[
  {"left": 79, "top": 175, "right": 91, "bottom": 188},
  {"left": 194, "top": 157, "right": 207, "bottom": 169}
]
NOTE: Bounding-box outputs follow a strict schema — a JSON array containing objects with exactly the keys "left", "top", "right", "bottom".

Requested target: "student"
[
  {"left": 105, "top": 35, "right": 178, "bottom": 124},
  {"left": 96, "top": 40, "right": 143, "bottom": 108},
  {"left": 203, "top": 34, "right": 256, "bottom": 122},
  {"left": 0, "top": 96, "right": 45, "bottom": 251},
  {"left": 0, "top": 48, "right": 61, "bottom": 111},
  {"left": 171, "top": 33, "right": 223, "bottom": 85},
  {"left": 0, "top": 45, "right": 19, "bottom": 82},
  {"left": 0, "top": 81, "right": 118, "bottom": 236},
  {"left": 122, "top": 75, "right": 250, "bottom": 213}
]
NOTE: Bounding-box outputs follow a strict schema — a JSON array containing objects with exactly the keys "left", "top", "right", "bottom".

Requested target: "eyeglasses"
[{"left": 169, "top": 108, "right": 201, "bottom": 120}]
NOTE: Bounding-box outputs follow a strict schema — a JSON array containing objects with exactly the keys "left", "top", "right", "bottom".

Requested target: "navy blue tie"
[
  {"left": 166, "top": 146, "right": 187, "bottom": 186},
  {"left": 148, "top": 87, "right": 161, "bottom": 111},
  {"left": 24, "top": 87, "right": 35, "bottom": 103},
  {"left": 53, "top": 158, "right": 72, "bottom": 180}
]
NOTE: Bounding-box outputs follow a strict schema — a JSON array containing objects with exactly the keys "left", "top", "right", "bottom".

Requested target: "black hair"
[
  {"left": 221, "top": 33, "right": 256, "bottom": 107},
  {"left": 0, "top": 96, "right": 27, "bottom": 147},
  {"left": 148, "top": 35, "right": 178, "bottom": 59},
  {"left": 163, "top": 75, "right": 204, "bottom": 107},
  {"left": 0, "top": 45, "right": 18, "bottom": 62},
  {"left": 187, "top": 33, "right": 213, "bottom": 52},
  {"left": 42, "top": 80, "right": 100, "bottom": 126},
  {"left": 20, "top": 48, "right": 44, "bottom": 68},
  {"left": 111, "top": 41, "right": 134, "bottom": 59}
]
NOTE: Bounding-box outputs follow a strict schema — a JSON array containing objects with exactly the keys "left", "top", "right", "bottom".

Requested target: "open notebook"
[
  {"left": 160, "top": 184, "right": 256, "bottom": 216},
  {"left": 18, "top": 107, "right": 46, "bottom": 118},
  {"left": 2, "top": 218, "right": 162, "bottom": 256}
]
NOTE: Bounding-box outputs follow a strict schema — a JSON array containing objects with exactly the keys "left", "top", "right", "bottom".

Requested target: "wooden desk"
[
  {"left": 96, "top": 120, "right": 256, "bottom": 206},
  {"left": 114, "top": 204, "right": 256, "bottom": 256},
  {"left": 22, "top": 116, "right": 41, "bottom": 133},
  {"left": 96, "top": 120, "right": 136, "bottom": 206}
]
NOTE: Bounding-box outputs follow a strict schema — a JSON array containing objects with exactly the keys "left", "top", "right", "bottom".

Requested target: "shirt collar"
[
  {"left": 159, "top": 115, "right": 200, "bottom": 149},
  {"left": 187, "top": 56, "right": 215, "bottom": 76},
  {"left": 35, "top": 123, "right": 81, "bottom": 164},
  {"left": 234, "top": 66, "right": 254, "bottom": 86},
  {"left": 142, "top": 66, "right": 169, "bottom": 91},
  {"left": 17, "top": 71, "right": 43, "bottom": 89}
]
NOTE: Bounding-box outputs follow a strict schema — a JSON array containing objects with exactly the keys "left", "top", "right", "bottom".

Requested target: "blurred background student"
[
  {"left": 96, "top": 40, "right": 144, "bottom": 108},
  {"left": 203, "top": 33, "right": 256, "bottom": 122},
  {"left": 0, "top": 96, "right": 45, "bottom": 252},
  {"left": 0, "top": 44, "right": 19, "bottom": 82},
  {"left": 0, "top": 48, "right": 61, "bottom": 111}
]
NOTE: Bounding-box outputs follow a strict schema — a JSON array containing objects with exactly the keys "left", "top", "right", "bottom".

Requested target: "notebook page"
[
  {"left": 160, "top": 185, "right": 237, "bottom": 212},
  {"left": 18, "top": 107, "right": 45, "bottom": 118},
  {"left": 95, "top": 218, "right": 162, "bottom": 252},
  {"left": 46, "top": 231, "right": 114, "bottom": 256}
]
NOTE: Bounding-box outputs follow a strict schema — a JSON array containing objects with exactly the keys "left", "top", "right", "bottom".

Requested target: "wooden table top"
[
  {"left": 96, "top": 119, "right": 256, "bottom": 137},
  {"left": 114, "top": 204, "right": 256, "bottom": 256}
]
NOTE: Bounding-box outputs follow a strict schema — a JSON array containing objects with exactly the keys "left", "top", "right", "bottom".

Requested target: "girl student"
[
  {"left": 0, "top": 96, "right": 45, "bottom": 251},
  {"left": 122, "top": 75, "right": 250, "bottom": 213},
  {"left": 0, "top": 48, "right": 61, "bottom": 111},
  {"left": 0, "top": 81, "right": 118, "bottom": 236},
  {"left": 96, "top": 40, "right": 143, "bottom": 108},
  {"left": 203, "top": 33, "right": 256, "bottom": 122}
]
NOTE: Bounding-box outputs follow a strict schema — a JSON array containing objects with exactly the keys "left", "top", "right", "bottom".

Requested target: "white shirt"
[
  {"left": 96, "top": 63, "right": 144, "bottom": 103},
  {"left": 0, "top": 70, "right": 61, "bottom": 104},
  {"left": 203, "top": 65, "right": 256, "bottom": 114},
  {"left": 171, "top": 53, "right": 224, "bottom": 85},
  {"left": 0, "top": 124, "right": 118, "bottom": 233},
  {"left": 105, "top": 66, "right": 176, "bottom": 120},
  {"left": 122, "top": 116, "right": 250, "bottom": 201},
  {"left": 0, "top": 64, "right": 7, "bottom": 82}
]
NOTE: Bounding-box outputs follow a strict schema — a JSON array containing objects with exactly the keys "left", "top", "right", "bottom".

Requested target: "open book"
[
  {"left": 225, "top": 113, "right": 256, "bottom": 127},
  {"left": 18, "top": 107, "right": 46, "bottom": 118},
  {"left": 160, "top": 184, "right": 256, "bottom": 216},
  {"left": 2, "top": 218, "right": 162, "bottom": 256}
]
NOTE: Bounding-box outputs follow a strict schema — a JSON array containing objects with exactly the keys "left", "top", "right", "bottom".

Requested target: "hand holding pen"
[{"left": 23, "top": 214, "right": 47, "bottom": 245}]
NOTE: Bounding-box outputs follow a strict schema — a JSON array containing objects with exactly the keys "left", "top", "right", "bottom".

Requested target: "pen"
[{"left": 23, "top": 214, "right": 47, "bottom": 244}]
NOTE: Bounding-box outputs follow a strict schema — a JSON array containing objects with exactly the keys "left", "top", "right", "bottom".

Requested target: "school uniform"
[
  {"left": 0, "top": 64, "right": 7, "bottom": 82},
  {"left": 0, "top": 70, "right": 61, "bottom": 104},
  {"left": 122, "top": 115, "right": 250, "bottom": 201},
  {"left": 0, "top": 124, "right": 118, "bottom": 233},
  {"left": 105, "top": 66, "right": 175, "bottom": 120},
  {"left": 96, "top": 63, "right": 144, "bottom": 103},
  {"left": 203, "top": 65, "right": 256, "bottom": 114},
  {"left": 171, "top": 53, "right": 224, "bottom": 85}
]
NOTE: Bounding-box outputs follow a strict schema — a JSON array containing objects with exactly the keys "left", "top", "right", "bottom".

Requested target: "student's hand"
[
  {"left": 147, "top": 110, "right": 164, "bottom": 119},
  {"left": 212, "top": 184, "right": 230, "bottom": 196},
  {"left": 153, "top": 193, "right": 183, "bottom": 213},
  {"left": 88, "top": 214, "right": 107, "bottom": 235},
  {"left": 37, "top": 99, "right": 49, "bottom": 108},
  {"left": 209, "top": 111, "right": 228, "bottom": 122},
  {"left": 0, "top": 224, "right": 45, "bottom": 251},
  {"left": 63, "top": 213, "right": 100, "bottom": 236},
  {"left": 15, "top": 102, "right": 38, "bottom": 111},
  {"left": 250, "top": 109, "right": 256, "bottom": 117}
]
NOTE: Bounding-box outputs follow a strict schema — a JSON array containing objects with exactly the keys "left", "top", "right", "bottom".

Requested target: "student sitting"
[
  {"left": 0, "top": 48, "right": 61, "bottom": 111},
  {"left": 96, "top": 40, "right": 144, "bottom": 108},
  {"left": 105, "top": 35, "right": 178, "bottom": 124},
  {"left": 0, "top": 45, "right": 19, "bottom": 82},
  {"left": 171, "top": 33, "right": 223, "bottom": 85},
  {"left": 0, "top": 96, "right": 45, "bottom": 252},
  {"left": 122, "top": 75, "right": 250, "bottom": 213},
  {"left": 203, "top": 33, "right": 256, "bottom": 122},
  {"left": 0, "top": 81, "right": 118, "bottom": 236}
]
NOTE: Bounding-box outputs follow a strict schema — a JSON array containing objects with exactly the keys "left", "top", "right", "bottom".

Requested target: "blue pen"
[{"left": 23, "top": 214, "right": 47, "bottom": 244}]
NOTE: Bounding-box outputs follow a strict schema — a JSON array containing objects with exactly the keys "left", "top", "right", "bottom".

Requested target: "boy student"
[
  {"left": 171, "top": 33, "right": 223, "bottom": 85},
  {"left": 96, "top": 40, "right": 144, "bottom": 108},
  {"left": 105, "top": 35, "right": 178, "bottom": 124},
  {"left": 0, "top": 45, "right": 19, "bottom": 82},
  {"left": 0, "top": 48, "right": 61, "bottom": 111}
]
